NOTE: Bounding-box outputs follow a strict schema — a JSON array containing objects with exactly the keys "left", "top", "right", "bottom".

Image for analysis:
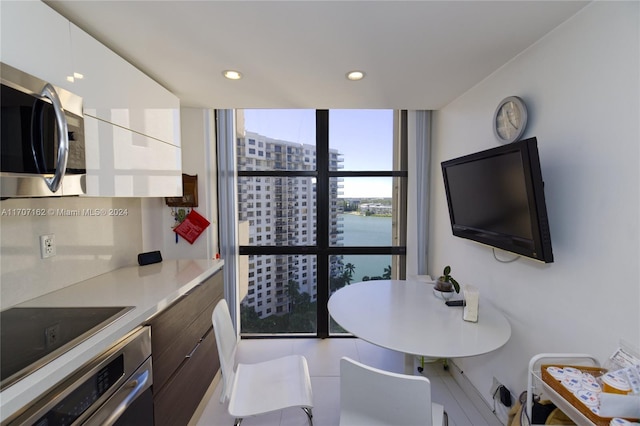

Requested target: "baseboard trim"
[{"left": 448, "top": 360, "right": 508, "bottom": 425}]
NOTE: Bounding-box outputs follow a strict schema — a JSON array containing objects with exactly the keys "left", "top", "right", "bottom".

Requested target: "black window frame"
[{"left": 238, "top": 110, "right": 407, "bottom": 338}]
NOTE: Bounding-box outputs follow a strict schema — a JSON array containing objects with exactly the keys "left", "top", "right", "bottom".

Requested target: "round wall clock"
[{"left": 493, "top": 96, "right": 528, "bottom": 144}]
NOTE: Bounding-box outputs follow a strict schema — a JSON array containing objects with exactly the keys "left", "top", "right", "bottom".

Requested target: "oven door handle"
[{"left": 98, "top": 361, "right": 152, "bottom": 426}]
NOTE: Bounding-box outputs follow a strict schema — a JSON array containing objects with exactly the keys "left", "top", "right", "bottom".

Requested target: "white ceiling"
[{"left": 45, "top": 1, "right": 589, "bottom": 110}]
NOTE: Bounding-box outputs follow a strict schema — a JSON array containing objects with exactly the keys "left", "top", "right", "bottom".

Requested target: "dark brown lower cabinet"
[{"left": 147, "top": 269, "right": 224, "bottom": 426}]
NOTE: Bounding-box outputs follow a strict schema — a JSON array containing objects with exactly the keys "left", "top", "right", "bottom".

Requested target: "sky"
[{"left": 242, "top": 109, "right": 394, "bottom": 198}]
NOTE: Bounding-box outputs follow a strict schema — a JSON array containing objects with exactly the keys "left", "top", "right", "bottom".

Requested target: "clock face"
[{"left": 493, "top": 96, "right": 527, "bottom": 144}]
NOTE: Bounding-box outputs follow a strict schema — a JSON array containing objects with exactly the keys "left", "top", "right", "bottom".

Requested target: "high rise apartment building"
[{"left": 237, "top": 131, "right": 344, "bottom": 318}]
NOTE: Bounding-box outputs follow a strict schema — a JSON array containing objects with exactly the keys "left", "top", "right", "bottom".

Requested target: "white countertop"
[{"left": 0, "top": 258, "right": 224, "bottom": 422}]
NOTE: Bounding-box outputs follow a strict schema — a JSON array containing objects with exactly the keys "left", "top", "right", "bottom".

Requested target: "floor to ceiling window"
[{"left": 236, "top": 109, "right": 407, "bottom": 337}]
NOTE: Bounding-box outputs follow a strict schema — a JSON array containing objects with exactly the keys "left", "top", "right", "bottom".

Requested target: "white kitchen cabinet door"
[
  {"left": 0, "top": 1, "right": 75, "bottom": 92},
  {"left": 84, "top": 116, "right": 182, "bottom": 197},
  {"left": 69, "top": 24, "right": 181, "bottom": 147}
]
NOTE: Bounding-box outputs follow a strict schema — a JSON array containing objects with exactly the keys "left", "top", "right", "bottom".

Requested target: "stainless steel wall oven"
[{"left": 4, "top": 327, "right": 153, "bottom": 426}]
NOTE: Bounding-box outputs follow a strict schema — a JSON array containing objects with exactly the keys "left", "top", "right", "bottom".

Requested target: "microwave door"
[
  {"left": 0, "top": 62, "right": 83, "bottom": 198},
  {"left": 0, "top": 83, "right": 70, "bottom": 196},
  {"left": 30, "top": 97, "right": 53, "bottom": 175},
  {"left": 1, "top": 86, "right": 40, "bottom": 174}
]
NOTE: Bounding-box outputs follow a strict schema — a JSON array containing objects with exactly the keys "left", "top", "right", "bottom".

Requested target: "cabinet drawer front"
[
  {"left": 148, "top": 271, "right": 223, "bottom": 390},
  {"left": 152, "top": 298, "right": 217, "bottom": 391},
  {"left": 149, "top": 271, "right": 223, "bottom": 360},
  {"left": 153, "top": 327, "right": 218, "bottom": 426}
]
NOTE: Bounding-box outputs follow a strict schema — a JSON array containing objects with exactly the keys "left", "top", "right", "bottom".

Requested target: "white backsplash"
[{"left": 0, "top": 197, "right": 142, "bottom": 309}]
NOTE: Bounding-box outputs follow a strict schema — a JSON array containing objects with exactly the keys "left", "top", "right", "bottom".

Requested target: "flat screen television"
[{"left": 441, "top": 137, "right": 554, "bottom": 263}]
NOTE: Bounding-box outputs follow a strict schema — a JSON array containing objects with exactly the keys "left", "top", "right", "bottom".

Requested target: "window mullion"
[{"left": 316, "top": 110, "right": 330, "bottom": 337}]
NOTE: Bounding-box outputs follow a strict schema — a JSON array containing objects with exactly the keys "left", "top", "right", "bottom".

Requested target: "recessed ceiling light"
[
  {"left": 346, "top": 70, "right": 365, "bottom": 81},
  {"left": 223, "top": 70, "right": 243, "bottom": 80}
]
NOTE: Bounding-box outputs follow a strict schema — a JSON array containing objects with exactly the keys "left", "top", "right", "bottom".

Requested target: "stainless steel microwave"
[{"left": 1, "top": 62, "right": 86, "bottom": 198}]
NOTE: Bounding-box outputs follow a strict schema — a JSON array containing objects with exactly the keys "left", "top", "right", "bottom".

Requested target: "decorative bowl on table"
[
  {"left": 433, "top": 288, "right": 455, "bottom": 300},
  {"left": 433, "top": 276, "right": 457, "bottom": 300}
]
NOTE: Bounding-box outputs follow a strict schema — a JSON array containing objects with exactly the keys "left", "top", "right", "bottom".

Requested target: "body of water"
[{"left": 339, "top": 213, "right": 392, "bottom": 282}]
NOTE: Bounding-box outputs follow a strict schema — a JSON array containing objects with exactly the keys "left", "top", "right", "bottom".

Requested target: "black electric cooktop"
[{"left": 0, "top": 306, "right": 133, "bottom": 390}]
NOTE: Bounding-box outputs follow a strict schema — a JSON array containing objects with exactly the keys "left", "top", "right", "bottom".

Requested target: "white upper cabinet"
[
  {"left": 1, "top": 2, "right": 180, "bottom": 148},
  {"left": 69, "top": 24, "right": 181, "bottom": 147},
  {"left": 1, "top": 1, "right": 183, "bottom": 197},
  {"left": 70, "top": 24, "right": 182, "bottom": 196},
  {"left": 83, "top": 116, "right": 182, "bottom": 197},
  {"left": 0, "top": 1, "right": 74, "bottom": 91}
]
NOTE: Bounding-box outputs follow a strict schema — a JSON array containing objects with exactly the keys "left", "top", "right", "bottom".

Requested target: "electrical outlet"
[
  {"left": 45, "top": 324, "right": 60, "bottom": 347},
  {"left": 40, "top": 234, "right": 56, "bottom": 259},
  {"left": 490, "top": 376, "right": 501, "bottom": 396}
]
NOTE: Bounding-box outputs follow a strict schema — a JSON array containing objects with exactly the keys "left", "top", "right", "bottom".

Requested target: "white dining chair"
[
  {"left": 211, "top": 299, "right": 314, "bottom": 426},
  {"left": 339, "top": 357, "right": 446, "bottom": 426}
]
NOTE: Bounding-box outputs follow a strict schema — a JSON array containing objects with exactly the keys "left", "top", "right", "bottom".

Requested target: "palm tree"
[
  {"left": 286, "top": 280, "right": 302, "bottom": 307},
  {"left": 383, "top": 265, "right": 392, "bottom": 279},
  {"left": 345, "top": 263, "right": 356, "bottom": 276},
  {"left": 343, "top": 263, "right": 355, "bottom": 284}
]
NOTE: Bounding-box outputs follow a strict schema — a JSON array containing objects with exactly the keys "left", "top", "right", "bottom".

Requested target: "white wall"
[
  {"left": 428, "top": 0, "right": 639, "bottom": 408},
  {"left": 142, "top": 108, "right": 218, "bottom": 260},
  {"left": 0, "top": 197, "right": 142, "bottom": 309}
]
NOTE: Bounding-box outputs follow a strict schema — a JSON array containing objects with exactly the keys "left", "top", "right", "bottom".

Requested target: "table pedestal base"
[
  {"left": 404, "top": 354, "right": 414, "bottom": 374},
  {"left": 410, "top": 355, "right": 449, "bottom": 375}
]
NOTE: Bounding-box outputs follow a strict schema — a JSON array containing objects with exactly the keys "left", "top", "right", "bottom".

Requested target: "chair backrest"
[
  {"left": 340, "top": 357, "right": 434, "bottom": 426},
  {"left": 212, "top": 299, "right": 240, "bottom": 402}
]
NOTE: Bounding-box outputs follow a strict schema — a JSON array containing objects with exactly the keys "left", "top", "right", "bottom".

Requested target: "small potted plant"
[{"left": 435, "top": 265, "right": 461, "bottom": 295}]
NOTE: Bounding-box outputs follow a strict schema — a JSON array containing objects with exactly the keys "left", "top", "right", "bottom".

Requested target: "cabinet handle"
[
  {"left": 186, "top": 340, "right": 202, "bottom": 358},
  {"left": 185, "top": 283, "right": 202, "bottom": 296}
]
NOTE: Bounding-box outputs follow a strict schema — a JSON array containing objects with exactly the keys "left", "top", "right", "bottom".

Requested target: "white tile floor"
[{"left": 191, "top": 338, "right": 504, "bottom": 426}]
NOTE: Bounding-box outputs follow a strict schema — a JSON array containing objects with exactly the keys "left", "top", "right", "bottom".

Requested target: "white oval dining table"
[{"left": 328, "top": 280, "right": 512, "bottom": 373}]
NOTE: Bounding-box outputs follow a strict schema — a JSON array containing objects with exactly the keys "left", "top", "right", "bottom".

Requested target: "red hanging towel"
[{"left": 173, "top": 209, "right": 210, "bottom": 244}]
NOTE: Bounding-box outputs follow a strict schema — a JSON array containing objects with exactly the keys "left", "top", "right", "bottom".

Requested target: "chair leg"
[{"left": 302, "top": 407, "right": 313, "bottom": 425}]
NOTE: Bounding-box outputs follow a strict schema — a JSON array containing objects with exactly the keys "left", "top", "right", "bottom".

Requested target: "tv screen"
[{"left": 441, "top": 137, "right": 553, "bottom": 263}]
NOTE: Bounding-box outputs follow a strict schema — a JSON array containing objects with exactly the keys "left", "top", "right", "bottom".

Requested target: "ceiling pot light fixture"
[
  {"left": 223, "top": 70, "right": 243, "bottom": 80},
  {"left": 346, "top": 70, "right": 365, "bottom": 81}
]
